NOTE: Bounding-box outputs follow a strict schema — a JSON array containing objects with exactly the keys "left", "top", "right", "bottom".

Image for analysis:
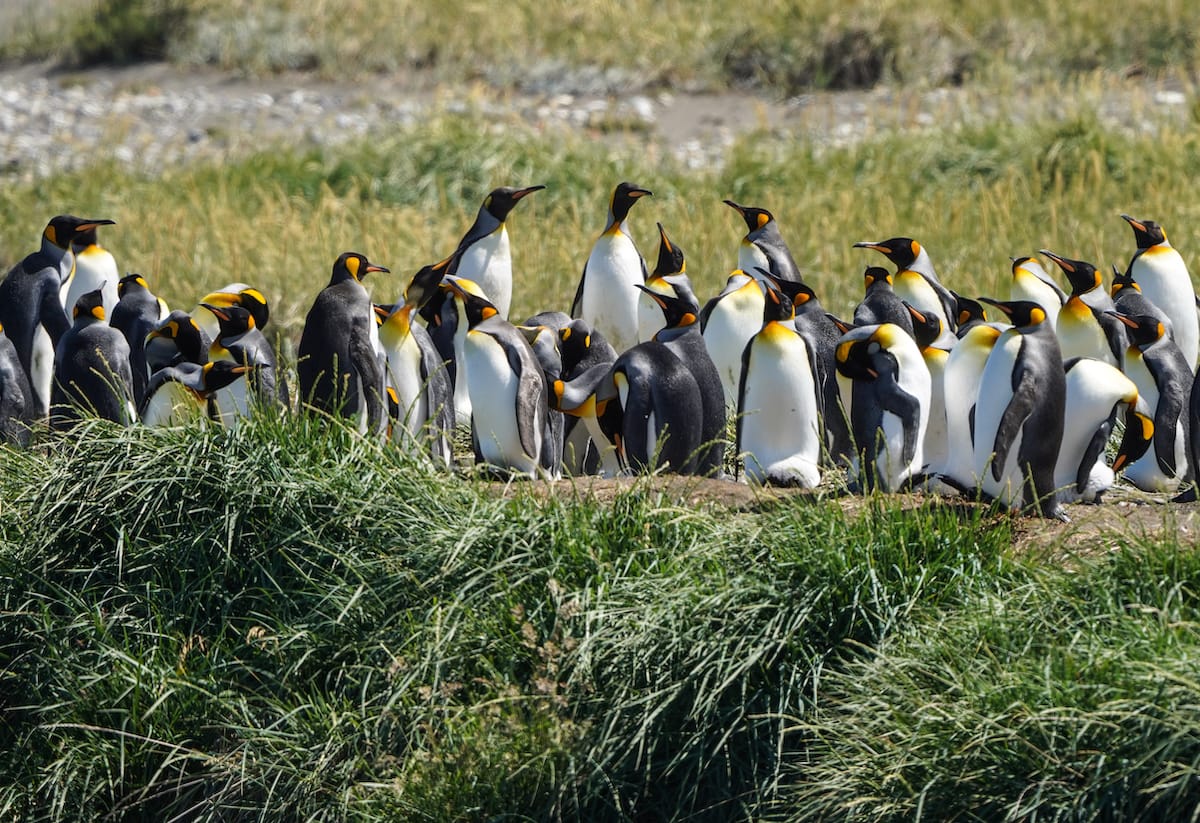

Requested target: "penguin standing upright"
[
  {"left": 973, "top": 298, "right": 1067, "bottom": 520},
  {"left": 206, "top": 303, "right": 287, "bottom": 421},
  {"left": 1108, "top": 310, "right": 1192, "bottom": 492},
  {"left": 449, "top": 184, "right": 544, "bottom": 320},
  {"left": 377, "top": 261, "right": 455, "bottom": 466},
  {"left": 737, "top": 281, "right": 821, "bottom": 488},
  {"left": 1121, "top": 213, "right": 1198, "bottom": 370},
  {"left": 722, "top": 200, "right": 803, "bottom": 283},
  {"left": 1042, "top": 249, "right": 1126, "bottom": 368},
  {"left": 51, "top": 289, "right": 136, "bottom": 429},
  {"left": 853, "top": 237, "right": 957, "bottom": 341},
  {"left": 441, "top": 276, "right": 551, "bottom": 477},
  {"left": 109, "top": 273, "right": 169, "bottom": 405},
  {"left": 1008, "top": 255, "right": 1066, "bottom": 331},
  {"left": 1055, "top": 357, "right": 1153, "bottom": 504},
  {"left": 934, "top": 321, "right": 1005, "bottom": 493},
  {"left": 297, "top": 252, "right": 388, "bottom": 434},
  {"left": 62, "top": 221, "right": 120, "bottom": 319},
  {"left": 0, "top": 323, "right": 35, "bottom": 446},
  {"left": 905, "top": 303, "right": 954, "bottom": 481},
  {"left": 571, "top": 181, "right": 652, "bottom": 354},
  {"left": 700, "top": 270, "right": 765, "bottom": 410},
  {"left": 835, "top": 323, "right": 931, "bottom": 492},
  {"left": 636, "top": 271, "right": 726, "bottom": 476},
  {"left": 0, "top": 215, "right": 114, "bottom": 417}
]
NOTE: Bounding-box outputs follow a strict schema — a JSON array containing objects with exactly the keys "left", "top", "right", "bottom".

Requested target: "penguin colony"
[{"left": 3, "top": 199, "right": 1199, "bottom": 520}]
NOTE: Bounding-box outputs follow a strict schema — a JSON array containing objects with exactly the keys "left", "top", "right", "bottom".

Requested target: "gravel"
[{"left": 0, "top": 60, "right": 1194, "bottom": 180}]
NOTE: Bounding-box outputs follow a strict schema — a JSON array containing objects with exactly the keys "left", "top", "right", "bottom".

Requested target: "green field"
[{"left": 3, "top": 2, "right": 1200, "bottom": 820}]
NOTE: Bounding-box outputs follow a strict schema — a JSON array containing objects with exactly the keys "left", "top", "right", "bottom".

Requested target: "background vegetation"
[{"left": 2, "top": 1, "right": 1200, "bottom": 820}]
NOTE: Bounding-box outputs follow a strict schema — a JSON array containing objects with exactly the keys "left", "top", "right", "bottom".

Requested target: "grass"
[{"left": 3, "top": 0, "right": 1199, "bottom": 90}]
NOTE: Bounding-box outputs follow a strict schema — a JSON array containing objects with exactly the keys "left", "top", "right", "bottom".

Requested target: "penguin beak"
[
  {"left": 852, "top": 241, "right": 885, "bottom": 251},
  {"left": 200, "top": 291, "right": 238, "bottom": 308},
  {"left": 1104, "top": 310, "right": 1137, "bottom": 330},
  {"left": 201, "top": 303, "right": 230, "bottom": 322},
  {"left": 1120, "top": 213, "right": 1146, "bottom": 232},
  {"left": 514, "top": 185, "right": 546, "bottom": 199},
  {"left": 977, "top": 297, "right": 1012, "bottom": 317},
  {"left": 634, "top": 284, "right": 668, "bottom": 308},
  {"left": 1038, "top": 249, "right": 1074, "bottom": 272},
  {"left": 722, "top": 199, "right": 746, "bottom": 215},
  {"left": 78, "top": 218, "right": 117, "bottom": 232},
  {"left": 365, "top": 264, "right": 390, "bottom": 275},
  {"left": 656, "top": 222, "right": 673, "bottom": 251}
]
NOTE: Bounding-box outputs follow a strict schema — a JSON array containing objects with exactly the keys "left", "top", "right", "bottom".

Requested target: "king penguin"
[
  {"left": 1008, "top": 255, "right": 1066, "bottom": 331},
  {"left": 835, "top": 322, "right": 931, "bottom": 492},
  {"left": 145, "top": 310, "right": 210, "bottom": 375},
  {"left": 905, "top": 303, "right": 954, "bottom": 483},
  {"left": 50, "top": 289, "right": 136, "bottom": 430},
  {"left": 973, "top": 298, "right": 1067, "bottom": 520},
  {"left": 195, "top": 284, "right": 272, "bottom": 345},
  {"left": 1121, "top": 213, "right": 1198, "bottom": 370},
  {"left": 441, "top": 275, "right": 550, "bottom": 477},
  {"left": 853, "top": 236, "right": 957, "bottom": 341},
  {"left": 1107, "top": 310, "right": 1192, "bottom": 492},
  {"left": 636, "top": 271, "right": 726, "bottom": 477},
  {"left": 376, "top": 260, "right": 456, "bottom": 466},
  {"left": 570, "top": 181, "right": 652, "bottom": 354},
  {"left": 722, "top": 200, "right": 803, "bottom": 283},
  {"left": 554, "top": 317, "right": 619, "bottom": 475},
  {"left": 61, "top": 220, "right": 120, "bottom": 319},
  {"left": 140, "top": 361, "right": 251, "bottom": 428},
  {"left": 449, "top": 184, "right": 545, "bottom": 320},
  {"left": 1055, "top": 357, "right": 1153, "bottom": 504},
  {"left": 934, "top": 320, "right": 1005, "bottom": 494},
  {"left": 297, "top": 252, "right": 388, "bottom": 434},
  {"left": 700, "top": 270, "right": 765, "bottom": 411},
  {"left": 736, "top": 280, "right": 821, "bottom": 488},
  {"left": 854, "top": 266, "right": 916, "bottom": 335},
  {"left": 637, "top": 222, "right": 686, "bottom": 343},
  {"left": 206, "top": 302, "right": 288, "bottom": 421},
  {"left": 109, "top": 273, "right": 169, "bottom": 405},
  {"left": 1042, "top": 249, "right": 1126, "bottom": 368},
  {"left": 951, "top": 292, "right": 990, "bottom": 338},
  {"left": 0, "top": 215, "right": 114, "bottom": 417},
  {"left": 0, "top": 323, "right": 35, "bottom": 446}
]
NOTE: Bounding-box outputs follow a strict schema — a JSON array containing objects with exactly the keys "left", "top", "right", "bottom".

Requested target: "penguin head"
[
  {"left": 952, "top": 291, "right": 987, "bottom": 327},
  {"left": 558, "top": 319, "right": 597, "bottom": 373},
  {"left": 201, "top": 360, "right": 253, "bottom": 394},
  {"left": 483, "top": 185, "right": 545, "bottom": 222},
  {"left": 904, "top": 302, "right": 943, "bottom": 349},
  {"left": 652, "top": 222, "right": 686, "bottom": 277},
  {"left": 771, "top": 277, "right": 820, "bottom": 310},
  {"left": 201, "top": 284, "right": 271, "bottom": 330},
  {"left": 723, "top": 200, "right": 775, "bottom": 234},
  {"left": 44, "top": 215, "right": 115, "bottom": 251},
  {"left": 978, "top": 297, "right": 1049, "bottom": 330},
  {"left": 835, "top": 327, "right": 896, "bottom": 381},
  {"left": 146, "top": 310, "right": 208, "bottom": 365},
  {"left": 1039, "top": 249, "right": 1102, "bottom": 295},
  {"left": 853, "top": 237, "right": 920, "bottom": 270},
  {"left": 635, "top": 283, "right": 698, "bottom": 332},
  {"left": 118, "top": 273, "right": 151, "bottom": 297},
  {"left": 863, "top": 265, "right": 893, "bottom": 290},
  {"left": 72, "top": 288, "right": 106, "bottom": 323},
  {"left": 403, "top": 255, "right": 453, "bottom": 313},
  {"left": 202, "top": 302, "right": 255, "bottom": 340},
  {"left": 1112, "top": 405, "right": 1155, "bottom": 473},
  {"left": 331, "top": 252, "right": 389, "bottom": 286},
  {"left": 441, "top": 275, "right": 499, "bottom": 327},
  {"left": 825, "top": 313, "right": 855, "bottom": 335},
  {"left": 1109, "top": 264, "right": 1140, "bottom": 298},
  {"left": 761, "top": 280, "right": 796, "bottom": 324},
  {"left": 609, "top": 182, "right": 652, "bottom": 225},
  {"left": 1107, "top": 310, "right": 1169, "bottom": 349},
  {"left": 1121, "top": 213, "right": 1167, "bottom": 248}
]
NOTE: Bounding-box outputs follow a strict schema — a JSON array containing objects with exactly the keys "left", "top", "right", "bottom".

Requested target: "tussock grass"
[{"left": 4, "top": 0, "right": 1199, "bottom": 90}]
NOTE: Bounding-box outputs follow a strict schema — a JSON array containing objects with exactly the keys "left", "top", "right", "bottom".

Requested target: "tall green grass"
[{"left": 4, "top": 0, "right": 1199, "bottom": 89}]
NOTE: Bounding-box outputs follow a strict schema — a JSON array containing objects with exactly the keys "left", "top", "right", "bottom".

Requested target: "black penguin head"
[
  {"left": 1121, "top": 213, "right": 1167, "bottom": 248},
  {"left": 952, "top": 291, "right": 987, "bottom": 327},
  {"left": 201, "top": 360, "right": 252, "bottom": 394},
  {"left": 635, "top": 283, "right": 697, "bottom": 331},
  {"left": 147, "top": 310, "right": 208, "bottom": 364},
  {"left": 44, "top": 215, "right": 115, "bottom": 251},
  {"left": 483, "top": 185, "right": 545, "bottom": 221},
  {"left": 200, "top": 285, "right": 271, "bottom": 330},
  {"left": 404, "top": 255, "right": 453, "bottom": 313},
  {"left": 863, "top": 265, "right": 893, "bottom": 290},
  {"left": 331, "top": 252, "right": 389, "bottom": 285},
  {"left": 723, "top": 200, "right": 775, "bottom": 234},
  {"left": 558, "top": 319, "right": 597, "bottom": 373},
  {"left": 72, "top": 288, "right": 106, "bottom": 322},
  {"left": 117, "top": 273, "right": 150, "bottom": 298},
  {"left": 441, "top": 276, "right": 499, "bottom": 327},
  {"left": 609, "top": 182, "right": 652, "bottom": 224},
  {"left": 904, "top": 302, "right": 942, "bottom": 348},
  {"left": 202, "top": 302, "right": 255, "bottom": 340},
  {"left": 1110, "top": 264, "right": 1140, "bottom": 298},
  {"left": 1107, "top": 310, "right": 1168, "bottom": 349},
  {"left": 768, "top": 275, "right": 819, "bottom": 309},
  {"left": 1039, "top": 249, "right": 1102, "bottom": 295},
  {"left": 761, "top": 281, "right": 796, "bottom": 324},
  {"left": 853, "top": 237, "right": 920, "bottom": 270},
  {"left": 652, "top": 222, "right": 686, "bottom": 277},
  {"left": 978, "top": 297, "right": 1049, "bottom": 330}
]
